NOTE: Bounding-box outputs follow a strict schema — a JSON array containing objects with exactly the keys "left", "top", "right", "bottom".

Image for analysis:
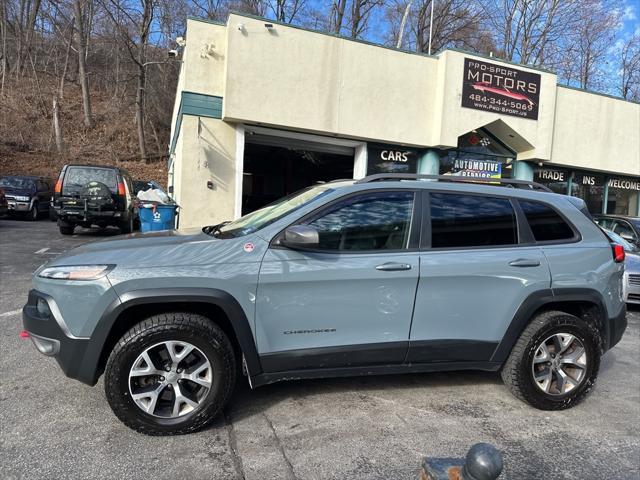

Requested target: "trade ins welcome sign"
[{"left": 461, "top": 58, "right": 541, "bottom": 120}]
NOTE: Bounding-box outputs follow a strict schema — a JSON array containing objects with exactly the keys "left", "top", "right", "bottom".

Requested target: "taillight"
[
  {"left": 117, "top": 182, "right": 126, "bottom": 196},
  {"left": 612, "top": 243, "right": 625, "bottom": 263},
  {"left": 54, "top": 180, "right": 62, "bottom": 193}
]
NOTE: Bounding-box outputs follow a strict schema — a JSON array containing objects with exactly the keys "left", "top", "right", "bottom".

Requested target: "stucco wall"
[
  {"left": 183, "top": 19, "right": 227, "bottom": 96},
  {"left": 175, "top": 116, "right": 237, "bottom": 228},
  {"left": 223, "top": 14, "right": 438, "bottom": 146},
  {"left": 551, "top": 87, "right": 640, "bottom": 176}
]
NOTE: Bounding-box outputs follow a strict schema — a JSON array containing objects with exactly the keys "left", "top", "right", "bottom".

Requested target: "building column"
[
  {"left": 418, "top": 149, "right": 440, "bottom": 175},
  {"left": 513, "top": 161, "right": 534, "bottom": 181},
  {"left": 602, "top": 178, "right": 609, "bottom": 214}
]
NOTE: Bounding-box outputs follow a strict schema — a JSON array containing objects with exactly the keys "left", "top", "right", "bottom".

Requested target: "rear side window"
[
  {"left": 430, "top": 193, "right": 518, "bottom": 248},
  {"left": 520, "top": 200, "right": 575, "bottom": 242},
  {"left": 63, "top": 167, "right": 117, "bottom": 195}
]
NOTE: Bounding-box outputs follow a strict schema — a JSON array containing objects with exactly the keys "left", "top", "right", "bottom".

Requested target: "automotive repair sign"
[{"left": 461, "top": 58, "right": 541, "bottom": 120}]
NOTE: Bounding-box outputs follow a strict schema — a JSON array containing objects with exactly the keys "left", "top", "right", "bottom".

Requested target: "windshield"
[
  {"left": 630, "top": 219, "right": 640, "bottom": 230},
  {"left": 208, "top": 183, "right": 347, "bottom": 238},
  {"left": 63, "top": 167, "right": 118, "bottom": 195},
  {"left": 0, "top": 176, "right": 35, "bottom": 190},
  {"left": 603, "top": 228, "right": 639, "bottom": 253}
]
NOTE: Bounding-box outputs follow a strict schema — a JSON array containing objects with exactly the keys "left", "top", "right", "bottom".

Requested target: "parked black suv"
[
  {"left": 0, "top": 175, "right": 53, "bottom": 220},
  {"left": 52, "top": 165, "right": 139, "bottom": 235}
]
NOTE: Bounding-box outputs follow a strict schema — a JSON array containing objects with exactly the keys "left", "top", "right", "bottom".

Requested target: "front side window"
[
  {"left": 520, "top": 200, "right": 575, "bottom": 242},
  {"left": 304, "top": 191, "right": 415, "bottom": 251},
  {"left": 430, "top": 193, "right": 518, "bottom": 248}
]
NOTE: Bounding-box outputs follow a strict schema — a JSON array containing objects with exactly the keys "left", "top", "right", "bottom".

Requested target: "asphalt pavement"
[{"left": 1, "top": 218, "right": 639, "bottom": 479}]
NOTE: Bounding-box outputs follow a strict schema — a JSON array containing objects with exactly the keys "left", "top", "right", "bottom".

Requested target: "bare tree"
[
  {"left": 1, "top": 0, "right": 8, "bottom": 95},
  {"left": 484, "top": 0, "right": 580, "bottom": 65},
  {"left": 330, "top": 0, "right": 347, "bottom": 33},
  {"left": 619, "top": 32, "right": 640, "bottom": 101},
  {"left": 101, "top": 0, "right": 157, "bottom": 161},
  {"left": 74, "top": 0, "right": 93, "bottom": 127},
  {"left": 13, "top": 0, "right": 42, "bottom": 78},
  {"left": 268, "top": 0, "right": 306, "bottom": 23},
  {"left": 385, "top": 0, "right": 490, "bottom": 54},
  {"left": 349, "top": 0, "right": 383, "bottom": 38},
  {"left": 570, "top": 0, "right": 619, "bottom": 90},
  {"left": 52, "top": 95, "right": 64, "bottom": 154}
]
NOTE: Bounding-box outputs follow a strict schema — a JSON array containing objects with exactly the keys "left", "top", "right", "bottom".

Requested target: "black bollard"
[
  {"left": 461, "top": 443, "right": 503, "bottom": 480},
  {"left": 421, "top": 442, "right": 504, "bottom": 480}
]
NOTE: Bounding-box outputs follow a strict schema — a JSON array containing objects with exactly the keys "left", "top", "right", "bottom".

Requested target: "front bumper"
[
  {"left": 22, "top": 290, "right": 98, "bottom": 385},
  {"left": 7, "top": 200, "right": 30, "bottom": 212}
]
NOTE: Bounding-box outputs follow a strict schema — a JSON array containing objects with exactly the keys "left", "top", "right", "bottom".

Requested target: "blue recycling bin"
[{"left": 139, "top": 204, "right": 178, "bottom": 232}]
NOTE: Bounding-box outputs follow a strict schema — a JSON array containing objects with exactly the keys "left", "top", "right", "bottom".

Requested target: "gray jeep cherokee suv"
[{"left": 23, "top": 174, "right": 628, "bottom": 435}]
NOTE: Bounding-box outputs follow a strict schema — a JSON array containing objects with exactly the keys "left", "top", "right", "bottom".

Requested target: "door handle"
[
  {"left": 509, "top": 259, "right": 541, "bottom": 267},
  {"left": 376, "top": 262, "right": 412, "bottom": 271}
]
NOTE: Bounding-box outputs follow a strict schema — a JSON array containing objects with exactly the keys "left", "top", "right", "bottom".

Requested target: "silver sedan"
[{"left": 603, "top": 228, "right": 640, "bottom": 304}]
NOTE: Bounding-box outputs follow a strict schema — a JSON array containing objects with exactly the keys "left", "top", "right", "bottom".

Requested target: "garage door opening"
[{"left": 242, "top": 133, "right": 355, "bottom": 215}]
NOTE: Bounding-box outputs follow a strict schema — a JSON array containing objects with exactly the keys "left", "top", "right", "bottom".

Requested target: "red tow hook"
[{"left": 19, "top": 330, "right": 30, "bottom": 339}]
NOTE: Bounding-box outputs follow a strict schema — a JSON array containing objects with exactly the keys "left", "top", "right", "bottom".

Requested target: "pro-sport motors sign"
[{"left": 462, "top": 58, "right": 541, "bottom": 120}]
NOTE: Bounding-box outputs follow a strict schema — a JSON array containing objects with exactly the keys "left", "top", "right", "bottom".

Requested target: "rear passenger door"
[{"left": 409, "top": 192, "right": 551, "bottom": 363}]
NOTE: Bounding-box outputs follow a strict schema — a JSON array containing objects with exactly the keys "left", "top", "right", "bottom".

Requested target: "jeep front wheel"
[
  {"left": 501, "top": 310, "right": 601, "bottom": 410},
  {"left": 104, "top": 313, "right": 236, "bottom": 435}
]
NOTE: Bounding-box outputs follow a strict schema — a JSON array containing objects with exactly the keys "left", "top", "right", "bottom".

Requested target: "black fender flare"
[
  {"left": 80, "top": 287, "right": 262, "bottom": 385},
  {"left": 490, "top": 288, "right": 609, "bottom": 363}
]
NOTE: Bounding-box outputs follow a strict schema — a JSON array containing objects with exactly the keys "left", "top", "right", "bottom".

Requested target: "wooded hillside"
[{"left": 1, "top": 0, "right": 638, "bottom": 185}]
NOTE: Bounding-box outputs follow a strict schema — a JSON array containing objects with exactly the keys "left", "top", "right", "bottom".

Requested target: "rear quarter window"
[{"left": 520, "top": 200, "right": 575, "bottom": 242}]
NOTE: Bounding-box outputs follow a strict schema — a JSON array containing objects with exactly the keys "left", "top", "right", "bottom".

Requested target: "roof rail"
[{"left": 355, "top": 173, "right": 553, "bottom": 192}]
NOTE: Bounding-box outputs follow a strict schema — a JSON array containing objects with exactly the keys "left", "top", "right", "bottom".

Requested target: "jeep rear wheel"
[
  {"left": 104, "top": 312, "right": 236, "bottom": 435},
  {"left": 501, "top": 310, "right": 601, "bottom": 410}
]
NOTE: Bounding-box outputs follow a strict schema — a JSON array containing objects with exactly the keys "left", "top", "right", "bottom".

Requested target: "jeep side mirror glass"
[{"left": 281, "top": 225, "right": 319, "bottom": 249}]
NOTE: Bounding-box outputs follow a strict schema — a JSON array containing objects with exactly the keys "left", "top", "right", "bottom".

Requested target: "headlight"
[
  {"left": 38, "top": 265, "right": 114, "bottom": 281},
  {"left": 15, "top": 195, "right": 30, "bottom": 201}
]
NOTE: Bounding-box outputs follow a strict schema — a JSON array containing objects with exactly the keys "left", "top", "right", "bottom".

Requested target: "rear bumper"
[
  {"left": 22, "top": 290, "right": 99, "bottom": 385},
  {"left": 57, "top": 208, "right": 122, "bottom": 223},
  {"left": 606, "top": 305, "right": 627, "bottom": 351}
]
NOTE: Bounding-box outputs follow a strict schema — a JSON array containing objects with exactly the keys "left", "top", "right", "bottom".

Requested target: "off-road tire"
[
  {"left": 120, "top": 215, "right": 134, "bottom": 234},
  {"left": 27, "top": 202, "right": 39, "bottom": 221},
  {"left": 501, "top": 310, "right": 601, "bottom": 410},
  {"left": 58, "top": 220, "right": 75, "bottom": 235},
  {"left": 104, "top": 312, "right": 236, "bottom": 435}
]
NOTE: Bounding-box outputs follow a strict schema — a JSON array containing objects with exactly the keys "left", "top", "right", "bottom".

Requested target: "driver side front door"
[{"left": 255, "top": 189, "right": 421, "bottom": 373}]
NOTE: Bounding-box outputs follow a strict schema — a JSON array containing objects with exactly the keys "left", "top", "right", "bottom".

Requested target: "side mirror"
[
  {"left": 281, "top": 225, "right": 319, "bottom": 249},
  {"left": 619, "top": 232, "right": 635, "bottom": 242}
]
